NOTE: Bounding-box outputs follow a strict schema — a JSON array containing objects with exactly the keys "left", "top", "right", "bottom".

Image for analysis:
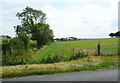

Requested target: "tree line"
[
  {"left": 109, "top": 31, "right": 120, "bottom": 38},
  {"left": 54, "top": 37, "right": 78, "bottom": 41}
]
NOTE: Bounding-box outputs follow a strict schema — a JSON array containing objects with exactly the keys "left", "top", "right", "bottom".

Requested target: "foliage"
[
  {"left": 70, "top": 51, "right": 88, "bottom": 60},
  {"left": 17, "top": 32, "right": 30, "bottom": 49},
  {"left": 10, "top": 37, "right": 25, "bottom": 50},
  {"left": 40, "top": 54, "right": 66, "bottom": 64},
  {"left": 109, "top": 31, "right": 120, "bottom": 37},
  {"left": 2, "top": 6, "right": 54, "bottom": 66},
  {"left": 2, "top": 38, "right": 36, "bottom": 66},
  {"left": 14, "top": 6, "right": 54, "bottom": 48},
  {"left": 2, "top": 37, "right": 24, "bottom": 66},
  {"left": 109, "top": 33, "right": 115, "bottom": 38},
  {"left": 29, "top": 40, "right": 37, "bottom": 48},
  {"left": 0, "top": 35, "right": 11, "bottom": 39},
  {"left": 60, "top": 38, "right": 67, "bottom": 41},
  {"left": 54, "top": 38, "right": 60, "bottom": 41},
  {"left": 57, "top": 37, "right": 78, "bottom": 41},
  {"left": 29, "top": 51, "right": 88, "bottom": 64},
  {"left": 2, "top": 7, "right": 54, "bottom": 66},
  {"left": 31, "top": 23, "right": 54, "bottom": 47},
  {"left": 115, "top": 31, "right": 120, "bottom": 37},
  {"left": 2, "top": 39, "right": 11, "bottom": 54}
]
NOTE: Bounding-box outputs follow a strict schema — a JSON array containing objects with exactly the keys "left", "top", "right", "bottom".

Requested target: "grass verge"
[{"left": 2, "top": 55, "right": 118, "bottom": 79}]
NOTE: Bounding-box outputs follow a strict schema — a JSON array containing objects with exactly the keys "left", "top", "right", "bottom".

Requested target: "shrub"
[
  {"left": 2, "top": 37, "right": 33, "bottom": 66},
  {"left": 10, "top": 37, "right": 25, "bottom": 50},
  {"left": 29, "top": 40, "right": 37, "bottom": 48},
  {"left": 2, "top": 39, "right": 11, "bottom": 55},
  {"left": 70, "top": 51, "right": 88, "bottom": 60},
  {"left": 17, "top": 32, "right": 30, "bottom": 49},
  {"left": 39, "top": 53, "right": 67, "bottom": 64},
  {"left": 38, "top": 51, "right": 88, "bottom": 64}
]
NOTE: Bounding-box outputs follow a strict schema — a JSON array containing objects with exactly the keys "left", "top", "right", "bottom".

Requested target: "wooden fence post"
[
  {"left": 97, "top": 42, "right": 101, "bottom": 56},
  {"left": 73, "top": 48, "right": 75, "bottom": 56}
]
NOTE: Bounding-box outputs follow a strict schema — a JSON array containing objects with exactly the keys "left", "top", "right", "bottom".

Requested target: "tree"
[
  {"left": 109, "top": 31, "right": 120, "bottom": 38},
  {"left": 60, "top": 38, "right": 66, "bottom": 41},
  {"left": 31, "top": 23, "right": 54, "bottom": 46},
  {"left": 109, "top": 33, "right": 115, "bottom": 38},
  {"left": 17, "top": 32, "right": 30, "bottom": 49},
  {"left": 54, "top": 38, "right": 60, "bottom": 41},
  {"left": 14, "top": 7, "right": 54, "bottom": 48},
  {"left": 115, "top": 31, "right": 120, "bottom": 37},
  {"left": 0, "top": 35, "right": 11, "bottom": 39}
]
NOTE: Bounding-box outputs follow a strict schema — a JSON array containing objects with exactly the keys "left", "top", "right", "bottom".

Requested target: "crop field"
[{"left": 30, "top": 38, "right": 118, "bottom": 62}]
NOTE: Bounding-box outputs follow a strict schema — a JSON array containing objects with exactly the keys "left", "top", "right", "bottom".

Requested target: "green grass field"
[
  {"left": 30, "top": 38, "right": 118, "bottom": 63},
  {"left": 0, "top": 39, "right": 1, "bottom": 46},
  {"left": 2, "top": 38, "right": 119, "bottom": 78}
]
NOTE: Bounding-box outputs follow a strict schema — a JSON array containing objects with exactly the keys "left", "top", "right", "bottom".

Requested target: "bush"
[
  {"left": 17, "top": 32, "right": 30, "bottom": 49},
  {"left": 2, "top": 34, "right": 38, "bottom": 66},
  {"left": 70, "top": 51, "right": 88, "bottom": 60},
  {"left": 37, "top": 51, "right": 88, "bottom": 64},
  {"left": 40, "top": 53, "right": 66, "bottom": 64},
  {"left": 2, "top": 37, "right": 33, "bottom": 66},
  {"left": 29, "top": 40, "right": 37, "bottom": 48},
  {"left": 10, "top": 37, "right": 25, "bottom": 50},
  {"left": 2, "top": 39, "right": 11, "bottom": 55}
]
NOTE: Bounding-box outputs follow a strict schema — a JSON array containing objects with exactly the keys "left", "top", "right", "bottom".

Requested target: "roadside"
[
  {"left": 3, "top": 68, "right": 118, "bottom": 81},
  {"left": 2, "top": 55, "right": 118, "bottom": 79}
]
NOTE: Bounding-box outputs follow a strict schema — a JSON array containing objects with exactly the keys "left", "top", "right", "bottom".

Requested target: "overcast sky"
[{"left": 0, "top": 0, "right": 119, "bottom": 38}]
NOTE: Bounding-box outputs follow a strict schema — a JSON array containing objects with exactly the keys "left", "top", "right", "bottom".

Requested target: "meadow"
[{"left": 29, "top": 38, "right": 118, "bottom": 64}]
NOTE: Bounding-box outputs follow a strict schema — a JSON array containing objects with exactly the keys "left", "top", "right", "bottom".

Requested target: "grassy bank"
[{"left": 2, "top": 55, "right": 118, "bottom": 78}]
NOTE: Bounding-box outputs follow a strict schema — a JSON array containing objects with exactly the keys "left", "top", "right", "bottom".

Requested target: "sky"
[{"left": 0, "top": 0, "right": 119, "bottom": 38}]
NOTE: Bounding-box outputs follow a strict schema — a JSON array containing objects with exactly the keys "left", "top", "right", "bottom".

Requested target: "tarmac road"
[{"left": 3, "top": 68, "right": 118, "bottom": 81}]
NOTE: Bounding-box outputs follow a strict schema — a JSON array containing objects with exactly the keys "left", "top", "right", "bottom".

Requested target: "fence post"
[
  {"left": 73, "top": 48, "right": 75, "bottom": 56},
  {"left": 97, "top": 42, "right": 101, "bottom": 56}
]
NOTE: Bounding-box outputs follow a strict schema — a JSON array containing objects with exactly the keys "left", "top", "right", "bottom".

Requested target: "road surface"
[{"left": 3, "top": 68, "right": 118, "bottom": 81}]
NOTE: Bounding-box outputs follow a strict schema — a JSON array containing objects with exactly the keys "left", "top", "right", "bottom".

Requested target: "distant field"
[
  {"left": 30, "top": 38, "right": 118, "bottom": 62},
  {"left": 0, "top": 39, "right": 1, "bottom": 44}
]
